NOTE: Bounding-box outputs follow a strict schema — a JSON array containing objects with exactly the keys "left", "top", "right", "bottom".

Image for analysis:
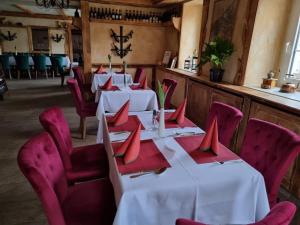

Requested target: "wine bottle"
[
  {"left": 112, "top": 9, "right": 115, "bottom": 20},
  {"left": 104, "top": 8, "right": 108, "bottom": 20},
  {"left": 119, "top": 9, "right": 123, "bottom": 20},
  {"left": 89, "top": 8, "right": 93, "bottom": 18},
  {"left": 97, "top": 8, "right": 100, "bottom": 19},
  {"left": 108, "top": 8, "right": 112, "bottom": 20},
  {"left": 101, "top": 8, "right": 104, "bottom": 19}
]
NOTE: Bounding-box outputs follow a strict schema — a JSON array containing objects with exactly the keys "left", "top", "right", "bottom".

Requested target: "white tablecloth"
[
  {"left": 91, "top": 72, "right": 133, "bottom": 93},
  {"left": 102, "top": 111, "right": 270, "bottom": 225},
  {"left": 96, "top": 87, "right": 158, "bottom": 142},
  {"left": 9, "top": 56, "right": 52, "bottom": 66}
]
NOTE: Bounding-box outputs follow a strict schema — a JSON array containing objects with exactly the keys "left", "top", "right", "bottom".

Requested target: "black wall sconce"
[
  {"left": 0, "top": 31, "right": 17, "bottom": 41},
  {"left": 111, "top": 26, "right": 133, "bottom": 58},
  {"left": 51, "top": 34, "right": 64, "bottom": 43}
]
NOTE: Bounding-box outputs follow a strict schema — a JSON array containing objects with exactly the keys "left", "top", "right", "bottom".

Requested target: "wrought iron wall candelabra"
[
  {"left": 111, "top": 26, "right": 133, "bottom": 58},
  {"left": 0, "top": 31, "right": 17, "bottom": 41},
  {"left": 51, "top": 34, "right": 64, "bottom": 43}
]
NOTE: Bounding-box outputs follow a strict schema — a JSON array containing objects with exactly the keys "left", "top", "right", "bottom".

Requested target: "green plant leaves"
[
  {"left": 200, "top": 36, "right": 234, "bottom": 69},
  {"left": 157, "top": 80, "right": 165, "bottom": 108}
]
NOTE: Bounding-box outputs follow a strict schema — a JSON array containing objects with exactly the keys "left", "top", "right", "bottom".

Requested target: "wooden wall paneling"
[
  {"left": 27, "top": 27, "right": 33, "bottom": 53},
  {"left": 186, "top": 79, "right": 211, "bottom": 128},
  {"left": 197, "top": 0, "right": 210, "bottom": 75},
  {"left": 81, "top": 0, "right": 92, "bottom": 82},
  {"left": 0, "top": 11, "right": 72, "bottom": 20},
  {"left": 248, "top": 101, "right": 300, "bottom": 195},
  {"left": 233, "top": 0, "right": 259, "bottom": 85},
  {"left": 210, "top": 89, "right": 243, "bottom": 151}
]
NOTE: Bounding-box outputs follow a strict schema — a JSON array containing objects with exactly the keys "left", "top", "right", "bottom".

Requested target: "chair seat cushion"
[
  {"left": 67, "top": 144, "right": 109, "bottom": 183},
  {"left": 62, "top": 179, "right": 116, "bottom": 225}
]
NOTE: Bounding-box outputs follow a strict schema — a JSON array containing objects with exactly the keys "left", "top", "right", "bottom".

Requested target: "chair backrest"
[
  {"left": 0, "top": 55, "right": 10, "bottom": 70},
  {"left": 133, "top": 67, "right": 145, "bottom": 83},
  {"left": 18, "top": 132, "right": 68, "bottom": 225},
  {"left": 15, "top": 55, "right": 29, "bottom": 70},
  {"left": 240, "top": 119, "right": 300, "bottom": 207},
  {"left": 250, "top": 201, "right": 296, "bottom": 225},
  {"left": 67, "top": 79, "right": 84, "bottom": 115},
  {"left": 51, "top": 56, "right": 64, "bottom": 69},
  {"left": 72, "top": 67, "right": 85, "bottom": 95},
  {"left": 162, "top": 78, "right": 178, "bottom": 109},
  {"left": 175, "top": 201, "right": 296, "bottom": 225},
  {"left": 33, "top": 54, "right": 47, "bottom": 70},
  {"left": 39, "top": 107, "right": 73, "bottom": 171},
  {"left": 206, "top": 101, "right": 243, "bottom": 148}
]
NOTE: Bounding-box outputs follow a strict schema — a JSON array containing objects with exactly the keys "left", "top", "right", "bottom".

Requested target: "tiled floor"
[{"left": 0, "top": 78, "right": 299, "bottom": 225}]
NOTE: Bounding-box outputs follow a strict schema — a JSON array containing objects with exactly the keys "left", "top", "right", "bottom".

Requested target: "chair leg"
[
  {"left": 45, "top": 69, "right": 48, "bottom": 79},
  {"left": 80, "top": 117, "right": 87, "bottom": 139},
  {"left": 35, "top": 70, "right": 38, "bottom": 80},
  {"left": 52, "top": 70, "right": 55, "bottom": 79},
  {"left": 27, "top": 69, "right": 31, "bottom": 80},
  {"left": 61, "top": 73, "right": 65, "bottom": 87},
  {"left": 8, "top": 69, "right": 12, "bottom": 80},
  {"left": 17, "top": 70, "right": 20, "bottom": 80}
]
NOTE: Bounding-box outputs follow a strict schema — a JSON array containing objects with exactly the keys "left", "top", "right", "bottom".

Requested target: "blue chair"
[
  {"left": 0, "top": 55, "right": 12, "bottom": 79},
  {"left": 15, "top": 55, "right": 31, "bottom": 80},
  {"left": 33, "top": 54, "right": 48, "bottom": 79}
]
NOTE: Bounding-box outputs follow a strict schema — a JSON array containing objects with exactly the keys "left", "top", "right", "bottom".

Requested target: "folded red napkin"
[
  {"left": 100, "top": 76, "right": 113, "bottom": 90},
  {"left": 95, "top": 65, "right": 105, "bottom": 73},
  {"left": 199, "top": 117, "right": 219, "bottom": 155},
  {"left": 114, "top": 123, "right": 141, "bottom": 164},
  {"left": 107, "top": 101, "right": 129, "bottom": 126},
  {"left": 168, "top": 98, "right": 187, "bottom": 125}
]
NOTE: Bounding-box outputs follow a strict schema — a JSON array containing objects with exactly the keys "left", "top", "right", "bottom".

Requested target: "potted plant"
[{"left": 200, "top": 36, "right": 234, "bottom": 82}]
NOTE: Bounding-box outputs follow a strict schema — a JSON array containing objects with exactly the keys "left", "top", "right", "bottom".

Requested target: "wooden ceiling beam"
[
  {"left": 13, "top": 4, "right": 34, "bottom": 15},
  {"left": 0, "top": 11, "right": 72, "bottom": 20}
]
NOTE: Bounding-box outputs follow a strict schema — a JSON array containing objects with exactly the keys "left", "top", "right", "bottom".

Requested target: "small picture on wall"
[
  {"left": 210, "top": 0, "right": 239, "bottom": 41},
  {"left": 162, "top": 50, "right": 172, "bottom": 66}
]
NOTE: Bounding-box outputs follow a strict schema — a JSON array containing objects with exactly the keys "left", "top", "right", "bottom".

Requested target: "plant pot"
[{"left": 210, "top": 68, "right": 224, "bottom": 82}]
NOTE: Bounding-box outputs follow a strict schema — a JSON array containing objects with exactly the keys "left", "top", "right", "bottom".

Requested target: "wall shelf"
[{"left": 89, "top": 18, "right": 173, "bottom": 27}]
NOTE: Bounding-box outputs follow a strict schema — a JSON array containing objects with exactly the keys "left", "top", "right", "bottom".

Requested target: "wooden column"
[
  {"left": 66, "top": 25, "right": 73, "bottom": 62},
  {"left": 233, "top": 0, "right": 260, "bottom": 85},
  {"left": 80, "top": 0, "right": 91, "bottom": 82}
]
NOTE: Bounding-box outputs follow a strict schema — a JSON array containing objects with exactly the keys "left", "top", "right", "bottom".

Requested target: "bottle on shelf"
[
  {"left": 184, "top": 56, "right": 191, "bottom": 70},
  {"left": 119, "top": 9, "right": 122, "bottom": 20},
  {"left": 112, "top": 9, "right": 115, "bottom": 20},
  {"left": 97, "top": 8, "right": 100, "bottom": 19},
  {"left": 101, "top": 8, "right": 104, "bottom": 19},
  {"left": 191, "top": 50, "right": 198, "bottom": 72},
  {"left": 108, "top": 8, "right": 112, "bottom": 20},
  {"left": 104, "top": 8, "right": 108, "bottom": 20}
]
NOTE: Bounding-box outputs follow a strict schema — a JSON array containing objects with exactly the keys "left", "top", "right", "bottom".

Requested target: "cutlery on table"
[{"left": 128, "top": 167, "right": 167, "bottom": 178}]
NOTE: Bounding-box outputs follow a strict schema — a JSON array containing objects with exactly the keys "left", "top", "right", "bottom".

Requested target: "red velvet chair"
[
  {"left": 240, "top": 119, "right": 300, "bottom": 207},
  {"left": 18, "top": 132, "right": 116, "bottom": 225},
  {"left": 133, "top": 67, "right": 145, "bottom": 83},
  {"left": 67, "top": 78, "right": 98, "bottom": 139},
  {"left": 206, "top": 101, "right": 243, "bottom": 148},
  {"left": 176, "top": 201, "right": 296, "bottom": 225},
  {"left": 72, "top": 67, "right": 94, "bottom": 101},
  {"left": 161, "top": 78, "right": 178, "bottom": 109},
  {"left": 39, "top": 106, "right": 108, "bottom": 183}
]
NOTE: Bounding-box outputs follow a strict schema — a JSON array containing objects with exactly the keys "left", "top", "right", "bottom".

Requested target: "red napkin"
[
  {"left": 95, "top": 65, "right": 105, "bottom": 74},
  {"left": 100, "top": 76, "right": 113, "bottom": 90},
  {"left": 107, "top": 101, "right": 129, "bottom": 126},
  {"left": 114, "top": 123, "right": 141, "bottom": 164},
  {"left": 168, "top": 99, "right": 187, "bottom": 125},
  {"left": 199, "top": 117, "right": 219, "bottom": 155}
]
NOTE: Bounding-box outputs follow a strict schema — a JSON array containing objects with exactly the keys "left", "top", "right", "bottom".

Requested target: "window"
[
  {"left": 32, "top": 28, "right": 49, "bottom": 51},
  {"left": 288, "top": 17, "right": 300, "bottom": 77}
]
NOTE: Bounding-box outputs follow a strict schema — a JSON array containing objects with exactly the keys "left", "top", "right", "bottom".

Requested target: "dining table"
[
  {"left": 95, "top": 84, "right": 158, "bottom": 142},
  {"left": 102, "top": 110, "right": 270, "bottom": 225},
  {"left": 91, "top": 72, "right": 133, "bottom": 93}
]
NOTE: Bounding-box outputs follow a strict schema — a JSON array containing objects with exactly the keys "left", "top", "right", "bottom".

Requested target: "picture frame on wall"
[
  {"left": 162, "top": 50, "right": 172, "bottom": 67},
  {"left": 210, "top": 0, "right": 239, "bottom": 41}
]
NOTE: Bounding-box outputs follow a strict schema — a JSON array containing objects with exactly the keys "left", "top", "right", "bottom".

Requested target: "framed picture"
[
  {"left": 210, "top": 0, "right": 239, "bottom": 41},
  {"left": 162, "top": 51, "right": 172, "bottom": 66}
]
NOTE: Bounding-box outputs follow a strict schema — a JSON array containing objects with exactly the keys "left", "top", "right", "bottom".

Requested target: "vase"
[
  {"left": 210, "top": 68, "right": 224, "bottom": 82},
  {"left": 109, "top": 62, "right": 112, "bottom": 73},
  {"left": 158, "top": 108, "right": 165, "bottom": 137}
]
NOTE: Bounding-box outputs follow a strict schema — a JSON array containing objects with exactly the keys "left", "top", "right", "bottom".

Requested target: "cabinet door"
[
  {"left": 186, "top": 80, "right": 212, "bottom": 129},
  {"left": 249, "top": 102, "right": 300, "bottom": 195}
]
